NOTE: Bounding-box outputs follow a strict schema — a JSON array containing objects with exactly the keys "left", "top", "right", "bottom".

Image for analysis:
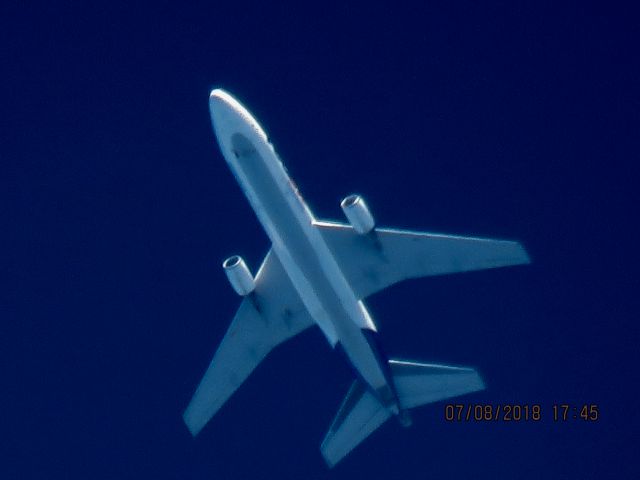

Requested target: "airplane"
[{"left": 183, "top": 89, "right": 530, "bottom": 467}]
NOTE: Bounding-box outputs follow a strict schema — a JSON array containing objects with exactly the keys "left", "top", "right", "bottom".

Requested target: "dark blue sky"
[{"left": 4, "top": 2, "right": 638, "bottom": 479}]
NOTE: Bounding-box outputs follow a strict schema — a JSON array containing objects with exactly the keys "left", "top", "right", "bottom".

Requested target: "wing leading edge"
[
  {"left": 183, "top": 249, "right": 314, "bottom": 436},
  {"left": 315, "top": 220, "right": 530, "bottom": 299}
]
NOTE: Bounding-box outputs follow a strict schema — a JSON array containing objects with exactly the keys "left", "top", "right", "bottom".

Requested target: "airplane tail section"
[
  {"left": 320, "top": 379, "right": 391, "bottom": 468},
  {"left": 388, "top": 359, "right": 485, "bottom": 409},
  {"left": 320, "top": 359, "right": 484, "bottom": 467}
]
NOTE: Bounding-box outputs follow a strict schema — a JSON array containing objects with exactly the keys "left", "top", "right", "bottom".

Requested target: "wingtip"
[
  {"left": 511, "top": 241, "right": 532, "bottom": 265},
  {"left": 320, "top": 448, "right": 338, "bottom": 469},
  {"left": 476, "top": 372, "right": 487, "bottom": 391},
  {"left": 182, "top": 409, "right": 204, "bottom": 437}
]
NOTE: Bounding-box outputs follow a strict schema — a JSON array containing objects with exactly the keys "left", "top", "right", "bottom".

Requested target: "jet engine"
[
  {"left": 222, "top": 255, "right": 255, "bottom": 296},
  {"left": 340, "top": 194, "right": 375, "bottom": 234}
]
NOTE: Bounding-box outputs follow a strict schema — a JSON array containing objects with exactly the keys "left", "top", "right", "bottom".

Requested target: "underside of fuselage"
[
  {"left": 226, "top": 132, "right": 391, "bottom": 399},
  {"left": 334, "top": 328, "right": 404, "bottom": 416}
]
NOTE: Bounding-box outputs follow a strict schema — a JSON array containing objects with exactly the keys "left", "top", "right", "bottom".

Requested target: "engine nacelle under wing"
[
  {"left": 222, "top": 255, "right": 255, "bottom": 296},
  {"left": 341, "top": 194, "right": 375, "bottom": 234}
]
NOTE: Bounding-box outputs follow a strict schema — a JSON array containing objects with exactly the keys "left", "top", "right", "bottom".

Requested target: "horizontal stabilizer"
[
  {"left": 389, "top": 359, "right": 485, "bottom": 409},
  {"left": 320, "top": 380, "right": 391, "bottom": 468},
  {"left": 321, "top": 359, "right": 484, "bottom": 467}
]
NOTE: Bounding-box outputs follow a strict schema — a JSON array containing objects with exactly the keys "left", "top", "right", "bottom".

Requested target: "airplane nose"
[
  {"left": 209, "top": 89, "right": 235, "bottom": 125},
  {"left": 208, "top": 89, "right": 268, "bottom": 143},
  {"left": 209, "top": 89, "right": 244, "bottom": 144},
  {"left": 209, "top": 88, "right": 227, "bottom": 101}
]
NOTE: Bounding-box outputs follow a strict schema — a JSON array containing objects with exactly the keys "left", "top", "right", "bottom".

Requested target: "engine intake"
[
  {"left": 222, "top": 255, "right": 255, "bottom": 296},
  {"left": 341, "top": 194, "right": 375, "bottom": 234}
]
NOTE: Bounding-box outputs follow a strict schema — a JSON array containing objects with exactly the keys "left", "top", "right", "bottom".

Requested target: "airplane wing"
[
  {"left": 183, "top": 249, "right": 314, "bottom": 436},
  {"left": 315, "top": 220, "right": 530, "bottom": 299}
]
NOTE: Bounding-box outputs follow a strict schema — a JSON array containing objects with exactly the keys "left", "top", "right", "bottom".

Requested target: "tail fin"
[{"left": 320, "top": 359, "right": 484, "bottom": 467}]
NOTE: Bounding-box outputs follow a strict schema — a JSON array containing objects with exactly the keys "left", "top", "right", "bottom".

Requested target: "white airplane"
[{"left": 183, "top": 89, "right": 530, "bottom": 467}]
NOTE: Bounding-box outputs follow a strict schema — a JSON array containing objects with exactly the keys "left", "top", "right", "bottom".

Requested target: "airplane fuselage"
[
  {"left": 210, "top": 90, "right": 402, "bottom": 415},
  {"left": 185, "top": 89, "right": 527, "bottom": 464}
]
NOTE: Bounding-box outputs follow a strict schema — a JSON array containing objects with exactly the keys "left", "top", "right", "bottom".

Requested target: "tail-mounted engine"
[
  {"left": 222, "top": 255, "right": 255, "bottom": 296},
  {"left": 341, "top": 194, "right": 375, "bottom": 234}
]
